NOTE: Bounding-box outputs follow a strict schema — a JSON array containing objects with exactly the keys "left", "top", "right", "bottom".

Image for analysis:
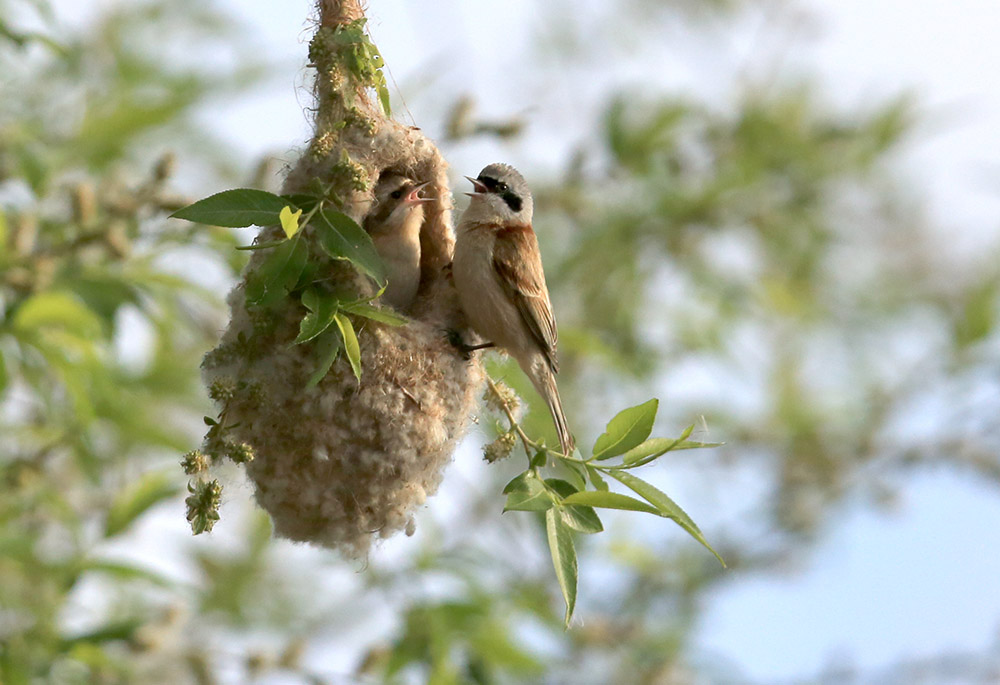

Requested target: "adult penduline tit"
[
  {"left": 363, "top": 173, "right": 431, "bottom": 312},
  {"left": 452, "top": 162, "right": 575, "bottom": 455}
]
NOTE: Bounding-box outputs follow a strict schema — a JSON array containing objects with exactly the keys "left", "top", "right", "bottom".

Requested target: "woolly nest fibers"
[{"left": 202, "top": 108, "right": 484, "bottom": 558}]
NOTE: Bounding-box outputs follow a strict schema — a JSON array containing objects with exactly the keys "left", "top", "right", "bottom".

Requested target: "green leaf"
[
  {"left": 544, "top": 478, "right": 577, "bottom": 498},
  {"left": 306, "top": 330, "right": 342, "bottom": 388},
  {"left": 559, "top": 458, "right": 587, "bottom": 491},
  {"left": 502, "top": 471, "right": 533, "bottom": 494},
  {"left": 279, "top": 205, "right": 303, "bottom": 239},
  {"left": 530, "top": 448, "right": 548, "bottom": 469},
  {"left": 244, "top": 236, "right": 308, "bottom": 307},
  {"left": 80, "top": 560, "right": 174, "bottom": 588},
  {"left": 624, "top": 439, "right": 724, "bottom": 466},
  {"left": 340, "top": 301, "right": 409, "bottom": 326},
  {"left": 333, "top": 312, "right": 362, "bottom": 381},
  {"left": 105, "top": 472, "right": 179, "bottom": 538},
  {"left": 503, "top": 472, "right": 554, "bottom": 512},
  {"left": 622, "top": 435, "right": 688, "bottom": 465},
  {"left": 545, "top": 508, "right": 577, "bottom": 626},
  {"left": 586, "top": 465, "right": 609, "bottom": 491},
  {"left": 293, "top": 288, "right": 341, "bottom": 344},
  {"left": 620, "top": 426, "right": 723, "bottom": 466},
  {"left": 592, "top": 398, "right": 658, "bottom": 460},
  {"left": 376, "top": 73, "right": 391, "bottom": 116},
  {"left": 560, "top": 490, "right": 660, "bottom": 515},
  {"left": 559, "top": 504, "right": 603, "bottom": 534},
  {"left": 607, "top": 470, "right": 725, "bottom": 566},
  {"left": 169, "top": 189, "right": 289, "bottom": 227},
  {"left": 13, "top": 291, "right": 103, "bottom": 338},
  {"left": 316, "top": 209, "right": 387, "bottom": 286},
  {"left": 545, "top": 479, "right": 603, "bottom": 534}
]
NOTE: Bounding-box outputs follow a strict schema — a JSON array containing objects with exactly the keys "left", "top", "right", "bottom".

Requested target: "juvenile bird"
[
  {"left": 364, "top": 173, "right": 430, "bottom": 312},
  {"left": 452, "top": 163, "right": 574, "bottom": 454}
]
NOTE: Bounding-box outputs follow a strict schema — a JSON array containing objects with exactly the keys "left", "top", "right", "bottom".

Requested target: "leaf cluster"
[
  {"left": 491, "top": 385, "right": 724, "bottom": 625},
  {"left": 309, "top": 18, "right": 391, "bottom": 116},
  {"left": 171, "top": 188, "right": 410, "bottom": 533}
]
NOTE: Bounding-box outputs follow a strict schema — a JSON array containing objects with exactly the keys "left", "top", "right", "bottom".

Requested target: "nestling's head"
[
  {"left": 464, "top": 162, "right": 533, "bottom": 225},
  {"left": 365, "top": 173, "right": 431, "bottom": 235}
]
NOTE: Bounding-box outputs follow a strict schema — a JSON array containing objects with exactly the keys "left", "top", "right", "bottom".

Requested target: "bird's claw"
[
  {"left": 444, "top": 328, "right": 474, "bottom": 360},
  {"left": 444, "top": 329, "right": 495, "bottom": 361}
]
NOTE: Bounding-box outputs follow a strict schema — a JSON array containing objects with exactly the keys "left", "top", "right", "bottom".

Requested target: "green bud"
[
  {"left": 180, "top": 450, "right": 209, "bottom": 475},
  {"left": 185, "top": 479, "right": 223, "bottom": 535},
  {"left": 224, "top": 440, "right": 255, "bottom": 465},
  {"left": 483, "top": 432, "right": 516, "bottom": 463}
]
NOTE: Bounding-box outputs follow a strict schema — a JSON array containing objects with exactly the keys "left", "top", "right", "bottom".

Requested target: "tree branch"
[{"left": 317, "top": 0, "right": 364, "bottom": 28}]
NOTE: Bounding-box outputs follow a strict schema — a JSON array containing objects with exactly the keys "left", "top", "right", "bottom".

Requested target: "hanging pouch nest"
[{"left": 198, "top": 3, "right": 482, "bottom": 558}]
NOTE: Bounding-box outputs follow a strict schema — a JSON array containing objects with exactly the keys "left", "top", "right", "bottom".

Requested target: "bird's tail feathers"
[{"left": 535, "top": 367, "right": 574, "bottom": 456}]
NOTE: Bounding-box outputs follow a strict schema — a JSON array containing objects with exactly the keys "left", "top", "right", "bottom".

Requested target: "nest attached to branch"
[{"left": 201, "top": 0, "right": 482, "bottom": 558}]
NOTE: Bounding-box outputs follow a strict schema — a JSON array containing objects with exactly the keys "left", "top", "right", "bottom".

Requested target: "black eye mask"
[{"left": 478, "top": 175, "right": 523, "bottom": 213}]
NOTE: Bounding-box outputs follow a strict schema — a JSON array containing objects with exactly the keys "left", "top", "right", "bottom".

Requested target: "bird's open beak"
[
  {"left": 405, "top": 181, "right": 433, "bottom": 204},
  {"left": 464, "top": 176, "right": 488, "bottom": 197}
]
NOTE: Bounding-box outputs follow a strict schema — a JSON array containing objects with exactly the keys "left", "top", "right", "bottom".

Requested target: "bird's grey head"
[{"left": 466, "top": 162, "right": 533, "bottom": 224}]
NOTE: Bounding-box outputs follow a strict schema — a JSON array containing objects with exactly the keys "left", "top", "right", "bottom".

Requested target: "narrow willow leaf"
[
  {"left": 244, "top": 237, "right": 308, "bottom": 307},
  {"left": 620, "top": 437, "right": 677, "bottom": 465},
  {"left": 503, "top": 472, "right": 554, "bottom": 512},
  {"left": 306, "top": 330, "right": 341, "bottom": 388},
  {"left": 592, "top": 398, "right": 658, "bottom": 460},
  {"left": 621, "top": 434, "right": 725, "bottom": 466},
  {"left": 608, "top": 470, "right": 725, "bottom": 566},
  {"left": 559, "top": 458, "right": 587, "bottom": 491},
  {"left": 334, "top": 312, "right": 362, "bottom": 381},
  {"left": 316, "top": 210, "right": 387, "bottom": 286},
  {"left": 546, "top": 508, "right": 577, "bottom": 626},
  {"left": 545, "top": 479, "right": 603, "bottom": 534},
  {"left": 170, "top": 189, "right": 289, "bottom": 227},
  {"left": 559, "top": 505, "right": 603, "bottom": 534},
  {"left": 105, "top": 472, "right": 179, "bottom": 538},
  {"left": 544, "top": 478, "right": 578, "bottom": 497},
  {"left": 586, "top": 465, "right": 609, "bottom": 491},
  {"left": 340, "top": 301, "right": 408, "bottom": 326},
  {"left": 293, "top": 288, "right": 340, "bottom": 344},
  {"left": 561, "top": 490, "right": 660, "bottom": 515}
]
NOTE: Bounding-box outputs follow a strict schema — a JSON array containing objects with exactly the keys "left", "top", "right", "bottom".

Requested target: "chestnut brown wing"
[{"left": 492, "top": 225, "right": 559, "bottom": 372}]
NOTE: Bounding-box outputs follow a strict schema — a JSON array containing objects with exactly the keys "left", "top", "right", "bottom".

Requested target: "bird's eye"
[
  {"left": 390, "top": 189, "right": 403, "bottom": 199},
  {"left": 496, "top": 182, "right": 508, "bottom": 193}
]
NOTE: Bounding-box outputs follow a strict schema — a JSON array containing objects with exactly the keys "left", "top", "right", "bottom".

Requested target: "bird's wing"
[{"left": 492, "top": 225, "right": 559, "bottom": 372}]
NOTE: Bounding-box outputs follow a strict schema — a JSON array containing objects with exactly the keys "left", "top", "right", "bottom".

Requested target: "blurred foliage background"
[{"left": 2, "top": 0, "right": 1000, "bottom": 683}]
